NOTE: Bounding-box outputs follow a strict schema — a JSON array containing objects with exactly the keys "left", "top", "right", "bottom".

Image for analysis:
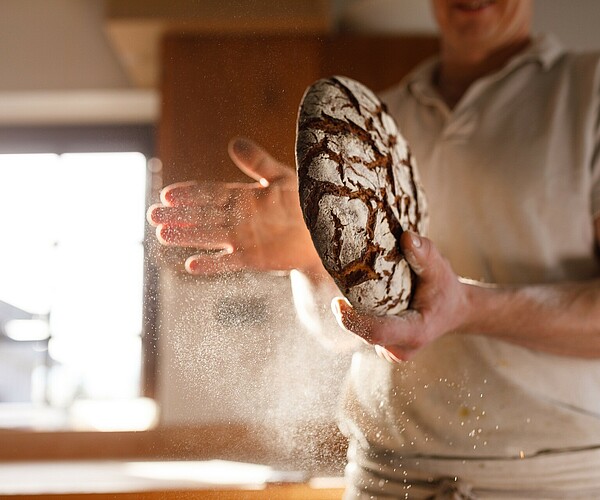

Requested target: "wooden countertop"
[{"left": 0, "top": 459, "right": 345, "bottom": 499}]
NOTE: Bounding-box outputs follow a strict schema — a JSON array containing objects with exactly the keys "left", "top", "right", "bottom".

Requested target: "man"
[{"left": 148, "top": 0, "right": 600, "bottom": 497}]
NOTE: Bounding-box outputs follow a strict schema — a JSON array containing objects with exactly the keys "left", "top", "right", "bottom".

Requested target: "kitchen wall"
[
  {"left": 0, "top": 0, "right": 127, "bottom": 91},
  {"left": 0, "top": 0, "right": 155, "bottom": 125},
  {"left": 1, "top": 0, "right": 599, "bottom": 96},
  {"left": 534, "top": 0, "right": 600, "bottom": 50}
]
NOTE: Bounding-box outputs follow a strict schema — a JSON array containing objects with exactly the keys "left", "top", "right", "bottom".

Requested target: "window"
[{"left": 0, "top": 126, "right": 157, "bottom": 431}]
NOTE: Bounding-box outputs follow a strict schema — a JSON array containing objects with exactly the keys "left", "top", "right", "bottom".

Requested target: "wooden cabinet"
[{"left": 158, "top": 34, "right": 438, "bottom": 184}]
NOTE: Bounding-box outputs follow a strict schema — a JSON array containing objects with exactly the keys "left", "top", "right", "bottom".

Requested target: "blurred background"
[{"left": 0, "top": 0, "right": 599, "bottom": 496}]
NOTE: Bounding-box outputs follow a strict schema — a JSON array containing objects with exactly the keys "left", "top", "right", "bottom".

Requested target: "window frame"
[{"left": 0, "top": 124, "right": 159, "bottom": 405}]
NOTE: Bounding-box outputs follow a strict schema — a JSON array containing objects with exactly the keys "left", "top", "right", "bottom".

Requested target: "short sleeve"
[
  {"left": 592, "top": 149, "right": 600, "bottom": 219},
  {"left": 591, "top": 57, "right": 600, "bottom": 219}
]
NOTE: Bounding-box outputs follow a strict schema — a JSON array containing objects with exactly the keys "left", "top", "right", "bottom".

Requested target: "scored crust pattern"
[{"left": 295, "top": 76, "right": 428, "bottom": 316}]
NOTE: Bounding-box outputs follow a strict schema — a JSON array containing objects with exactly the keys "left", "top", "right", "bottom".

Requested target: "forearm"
[{"left": 462, "top": 277, "right": 600, "bottom": 358}]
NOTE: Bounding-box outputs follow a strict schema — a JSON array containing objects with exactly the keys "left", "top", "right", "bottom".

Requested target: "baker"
[{"left": 147, "top": 0, "right": 600, "bottom": 497}]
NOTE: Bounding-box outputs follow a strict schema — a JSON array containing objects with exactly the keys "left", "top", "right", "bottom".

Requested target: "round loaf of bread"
[{"left": 295, "top": 76, "right": 428, "bottom": 316}]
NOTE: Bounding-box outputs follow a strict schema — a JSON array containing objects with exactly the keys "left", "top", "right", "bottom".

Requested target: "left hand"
[
  {"left": 147, "top": 138, "right": 323, "bottom": 276},
  {"left": 332, "top": 231, "right": 470, "bottom": 362}
]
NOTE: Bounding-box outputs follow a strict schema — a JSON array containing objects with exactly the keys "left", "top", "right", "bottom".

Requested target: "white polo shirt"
[{"left": 339, "top": 34, "right": 600, "bottom": 466}]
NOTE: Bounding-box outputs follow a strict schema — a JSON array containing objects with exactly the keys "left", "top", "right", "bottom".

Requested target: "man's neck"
[{"left": 435, "top": 38, "right": 532, "bottom": 109}]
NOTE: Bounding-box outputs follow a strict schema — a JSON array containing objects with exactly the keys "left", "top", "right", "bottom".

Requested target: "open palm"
[{"left": 147, "top": 137, "right": 322, "bottom": 275}]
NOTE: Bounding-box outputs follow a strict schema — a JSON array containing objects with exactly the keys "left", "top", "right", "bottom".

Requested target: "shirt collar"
[
  {"left": 404, "top": 33, "right": 566, "bottom": 105},
  {"left": 507, "top": 32, "right": 565, "bottom": 71}
]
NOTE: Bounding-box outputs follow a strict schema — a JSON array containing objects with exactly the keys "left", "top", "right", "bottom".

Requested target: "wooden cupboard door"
[
  {"left": 321, "top": 35, "right": 439, "bottom": 92},
  {"left": 159, "top": 35, "right": 320, "bottom": 184},
  {"left": 158, "top": 34, "right": 438, "bottom": 185}
]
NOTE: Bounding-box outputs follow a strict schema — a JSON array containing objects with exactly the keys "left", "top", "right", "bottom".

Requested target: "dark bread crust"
[{"left": 296, "top": 76, "right": 428, "bottom": 316}]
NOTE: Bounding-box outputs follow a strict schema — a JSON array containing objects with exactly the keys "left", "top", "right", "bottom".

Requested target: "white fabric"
[
  {"left": 344, "top": 441, "right": 600, "bottom": 499},
  {"left": 338, "top": 34, "right": 600, "bottom": 491}
]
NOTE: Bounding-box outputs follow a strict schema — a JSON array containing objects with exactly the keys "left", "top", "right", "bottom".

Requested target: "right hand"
[
  {"left": 147, "top": 137, "right": 325, "bottom": 277},
  {"left": 332, "top": 231, "right": 469, "bottom": 361}
]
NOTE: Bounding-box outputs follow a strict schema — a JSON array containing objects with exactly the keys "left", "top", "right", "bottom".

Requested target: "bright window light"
[{"left": 0, "top": 152, "right": 150, "bottom": 429}]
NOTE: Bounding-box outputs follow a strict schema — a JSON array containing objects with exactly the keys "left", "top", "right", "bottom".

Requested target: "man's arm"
[
  {"left": 333, "top": 219, "right": 600, "bottom": 361},
  {"left": 460, "top": 216, "right": 600, "bottom": 357}
]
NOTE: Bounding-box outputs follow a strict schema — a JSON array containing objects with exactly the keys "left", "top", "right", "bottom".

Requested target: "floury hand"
[{"left": 147, "top": 137, "right": 326, "bottom": 278}]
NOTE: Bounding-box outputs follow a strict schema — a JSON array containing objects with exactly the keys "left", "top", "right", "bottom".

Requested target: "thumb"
[
  {"left": 228, "top": 137, "right": 290, "bottom": 186},
  {"left": 399, "top": 231, "right": 438, "bottom": 279}
]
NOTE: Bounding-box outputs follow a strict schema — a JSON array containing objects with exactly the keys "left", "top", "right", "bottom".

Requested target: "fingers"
[
  {"left": 399, "top": 231, "right": 430, "bottom": 276},
  {"left": 148, "top": 181, "right": 257, "bottom": 238},
  {"left": 185, "top": 251, "right": 246, "bottom": 275},
  {"left": 158, "top": 181, "right": 254, "bottom": 208},
  {"left": 400, "top": 231, "right": 447, "bottom": 284},
  {"left": 228, "top": 137, "right": 291, "bottom": 186},
  {"left": 147, "top": 204, "right": 230, "bottom": 227},
  {"left": 331, "top": 298, "right": 375, "bottom": 342},
  {"left": 331, "top": 297, "right": 424, "bottom": 362},
  {"left": 160, "top": 181, "right": 199, "bottom": 206},
  {"left": 156, "top": 225, "right": 233, "bottom": 249},
  {"left": 375, "top": 345, "right": 410, "bottom": 363}
]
